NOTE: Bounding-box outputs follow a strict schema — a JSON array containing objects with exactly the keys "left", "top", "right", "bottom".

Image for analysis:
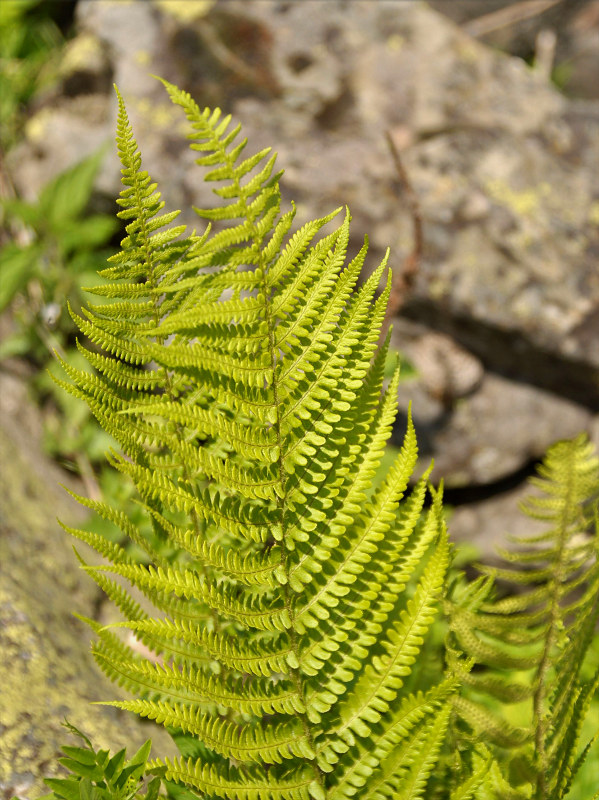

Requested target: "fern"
[
  {"left": 447, "top": 435, "right": 599, "bottom": 799},
  {"left": 41, "top": 723, "right": 159, "bottom": 800},
  {"left": 53, "top": 79, "right": 477, "bottom": 800}
]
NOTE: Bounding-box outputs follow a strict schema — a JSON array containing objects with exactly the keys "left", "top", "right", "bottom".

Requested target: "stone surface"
[
  {"left": 448, "top": 481, "right": 547, "bottom": 562},
  {"left": 427, "top": 373, "right": 592, "bottom": 486},
  {"left": 0, "top": 373, "right": 174, "bottom": 800},
  {"left": 8, "top": 0, "right": 599, "bottom": 406},
  {"left": 393, "top": 319, "right": 485, "bottom": 403},
  {"left": 428, "top": 0, "right": 589, "bottom": 52},
  {"left": 392, "top": 319, "right": 595, "bottom": 487},
  {"left": 429, "top": 0, "right": 599, "bottom": 100},
  {"left": 561, "top": 1, "right": 599, "bottom": 99},
  {"left": 396, "top": 367, "right": 593, "bottom": 488}
]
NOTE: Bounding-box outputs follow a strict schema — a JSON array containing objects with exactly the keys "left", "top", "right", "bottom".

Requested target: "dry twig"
[
  {"left": 464, "top": 0, "right": 563, "bottom": 39},
  {"left": 382, "top": 131, "right": 422, "bottom": 334}
]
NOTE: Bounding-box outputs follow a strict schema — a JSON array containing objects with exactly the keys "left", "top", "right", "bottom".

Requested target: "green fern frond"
[
  {"left": 153, "top": 756, "right": 316, "bottom": 800},
  {"left": 448, "top": 435, "right": 599, "bottom": 799},
  {"left": 56, "top": 80, "right": 479, "bottom": 800}
]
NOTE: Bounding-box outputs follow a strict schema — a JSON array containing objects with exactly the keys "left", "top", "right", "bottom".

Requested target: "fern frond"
[
  {"left": 448, "top": 434, "right": 599, "bottom": 798},
  {"left": 153, "top": 756, "right": 316, "bottom": 800},
  {"left": 56, "top": 80, "right": 468, "bottom": 800}
]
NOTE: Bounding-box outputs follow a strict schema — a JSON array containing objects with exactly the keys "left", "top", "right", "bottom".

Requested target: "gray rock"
[
  {"left": 57, "top": 32, "right": 113, "bottom": 97},
  {"left": 428, "top": 0, "right": 599, "bottom": 100},
  {"left": 448, "top": 482, "right": 547, "bottom": 562},
  {"left": 428, "top": 373, "right": 592, "bottom": 486},
  {"left": 394, "top": 321, "right": 484, "bottom": 403},
  {"left": 428, "top": 0, "right": 590, "bottom": 54},
  {"left": 392, "top": 318, "right": 593, "bottom": 486},
  {"left": 558, "top": 1, "right": 599, "bottom": 99},
  {"left": 10, "top": 0, "right": 599, "bottom": 406}
]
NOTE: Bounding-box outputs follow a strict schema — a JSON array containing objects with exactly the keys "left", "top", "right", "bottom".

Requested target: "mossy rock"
[{"left": 0, "top": 373, "right": 174, "bottom": 799}]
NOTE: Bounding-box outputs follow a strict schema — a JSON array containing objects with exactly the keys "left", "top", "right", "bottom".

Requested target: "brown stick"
[
  {"left": 463, "top": 0, "right": 564, "bottom": 39},
  {"left": 196, "top": 18, "right": 270, "bottom": 90},
  {"left": 382, "top": 130, "right": 422, "bottom": 334}
]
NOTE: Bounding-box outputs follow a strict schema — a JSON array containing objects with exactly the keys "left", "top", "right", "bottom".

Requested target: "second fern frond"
[{"left": 448, "top": 435, "right": 599, "bottom": 800}]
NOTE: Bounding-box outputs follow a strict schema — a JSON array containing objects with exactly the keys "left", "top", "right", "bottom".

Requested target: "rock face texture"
[
  {"left": 0, "top": 374, "right": 174, "bottom": 800},
  {"left": 10, "top": 0, "right": 599, "bottom": 403},
  {"left": 5, "top": 1, "right": 598, "bottom": 539},
  {"left": 428, "top": 0, "right": 599, "bottom": 100}
]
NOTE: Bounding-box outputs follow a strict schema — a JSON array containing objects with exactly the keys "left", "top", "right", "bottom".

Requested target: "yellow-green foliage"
[
  {"left": 448, "top": 436, "right": 599, "bottom": 800},
  {"left": 52, "top": 78, "right": 599, "bottom": 800},
  {"left": 54, "top": 80, "right": 478, "bottom": 800},
  {"left": 41, "top": 724, "right": 158, "bottom": 800}
]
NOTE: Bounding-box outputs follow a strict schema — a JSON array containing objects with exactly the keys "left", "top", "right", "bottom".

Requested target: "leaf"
[
  {"left": 39, "top": 147, "right": 107, "bottom": 226},
  {"left": 59, "top": 216, "right": 119, "bottom": 254},
  {"left": 44, "top": 779, "right": 82, "bottom": 800},
  {"left": 0, "top": 243, "right": 39, "bottom": 310},
  {"left": 50, "top": 78, "right": 472, "bottom": 800},
  {"left": 449, "top": 434, "right": 599, "bottom": 795}
]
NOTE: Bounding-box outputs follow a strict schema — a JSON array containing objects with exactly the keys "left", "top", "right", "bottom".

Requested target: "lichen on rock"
[{"left": 0, "top": 374, "right": 174, "bottom": 800}]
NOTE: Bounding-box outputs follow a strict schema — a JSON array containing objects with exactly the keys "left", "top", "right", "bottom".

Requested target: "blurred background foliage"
[
  {"left": 0, "top": 0, "right": 127, "bottom": 534},
  {"left": 0, "top": 0, "right": 65, "bottom": 152}
]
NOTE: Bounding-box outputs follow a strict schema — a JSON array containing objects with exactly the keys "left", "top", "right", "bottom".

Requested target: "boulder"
[
  {"left": 8, "top": 0, "right": 599, "bottom": 406},
  {"left": 392, "top": 319, "right": 595, "bottom": 487},
  {"left": 428, "top": 0, "right": 599, "bottom": 100},
  {"left": 5, "top": 0, "right": 599, "bottom": 565},
  {"left": 448, "top": 481, "right": 547, "bottom": 562}
]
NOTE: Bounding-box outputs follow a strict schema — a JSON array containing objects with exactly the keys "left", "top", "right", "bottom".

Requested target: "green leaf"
[
  {"left": 44, "top": 779, "right": 82, "bottom": 800},
  {"left": 59, "top": 216, "right": 119, "bottom": 255},
  {"left": 0, "top": 243, "right": 39, "bottom": 310},
  {"left": 39, "top": 148, "right": 108, "bottom": 227},
  {"left": 52, "top": 77, "right": 599, "bottom": 800}
]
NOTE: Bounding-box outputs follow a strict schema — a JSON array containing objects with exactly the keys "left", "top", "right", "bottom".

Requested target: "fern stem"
[
  {"left": 532, "top": 450, "right": 573, "bottom": 800},
  {"left": 266, "top": 260, "right": 326, "bottom": 794},
  {"left": 257, "top": 216, "right": 325, "bottom": 791},
  {"left": 206, "top": 127, "right": 326, "bottom": 788}
]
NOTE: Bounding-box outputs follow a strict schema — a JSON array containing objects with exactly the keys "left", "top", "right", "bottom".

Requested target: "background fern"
[
  {"left": 53, "top": 80, "right": 480, "bottom": 800},
  {"left": 447, "top": 435, "right": 599, "bottom": 800}
]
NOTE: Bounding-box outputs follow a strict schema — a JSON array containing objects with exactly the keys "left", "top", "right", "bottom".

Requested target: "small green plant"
[
  {"left": 1, "top": 149, "right": 120, "bottom": 487},
  {"left": 48, "top": 78, "right": 599, "bottom": 800},
  {"left": 41, "top": 723, "right": 160, "bottom": 800},
  {"left": 0, "top": 148, "right": 117, "bottom": 356}
]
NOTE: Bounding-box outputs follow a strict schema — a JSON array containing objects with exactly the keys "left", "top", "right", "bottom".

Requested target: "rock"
[
  {"left": 0, "top": 373, "right": 175, "bottom": 799},
  {"left": 428, "top": 0, "right": 590, "bottom": 60},
  {"left": 57, "top": 32, "right": 113, "bottom": 97},
  {"left": 398, "top": 326, "right": 484, "bottom": 404},
  {"left": 428, "top": 373, "right": 592, "bottom": 486},
  {"left": 17, "top": 94, "right": 111, "bottom": 203},
  {"left": 558, "top": 1, "right": 599, "bottom": 99},
  {"left": 448, "top": 482, "right": 546, "bottom": 562},
  {"left": 9, "top": 0, "right": 599, "bottom": 406},
  {"left": 393, "top": 320, "right": 593, "bottom": 487}
]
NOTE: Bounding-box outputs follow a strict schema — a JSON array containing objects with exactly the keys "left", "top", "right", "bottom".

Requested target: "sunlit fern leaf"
[
  {"left": 447, "top": 435, "right": 599, "bottom": 799},
  {"left": 56, "top": 79, "right": 472, "bottom": 800}
]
